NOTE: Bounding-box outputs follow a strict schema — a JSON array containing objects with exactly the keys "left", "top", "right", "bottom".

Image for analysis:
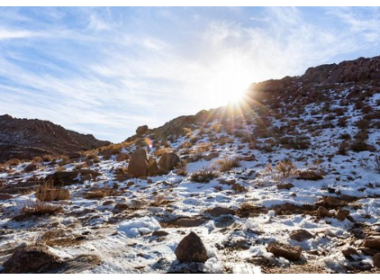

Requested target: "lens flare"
[{"left": 144, "top": 137, "right": 153, "bottom": 149}]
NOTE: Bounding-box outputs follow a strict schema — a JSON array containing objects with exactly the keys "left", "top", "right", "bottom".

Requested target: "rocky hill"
[
  {"left": 1, "top": 55, "right": 380, "bottom": 274},
  {"left": 0, "top": 114, "right": 110, "bottom": 163}
]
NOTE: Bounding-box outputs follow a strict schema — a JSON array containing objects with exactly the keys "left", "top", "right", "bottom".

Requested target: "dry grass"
[
  {"left": 83, "top": 188, "right": 113, "bottom": 199},
  {"left": 275, "top": 159, "right": 297, "bottom": 178},
  {"left": 21, "top": 199, "right": 63, "bottom": 216},
  {"left": 55, "top": 165, "right": 66, "bottom": 172},
  {"left": 35, "top": 181, "right": 70, "bottom": 201},
  {"left": 154, "top": 147, "right": 172, "bottom": 157},
  {"left": 193, "top": 143, "right": 212, "bottom": 153},
  {"left": 209, "top": 123, "right": 223, "bottom": 133},
  {"left": 190, "top": 168, "right": 219, "bottom": 183},
  {"left": 151, "top": 193, "right": 169, "bottom": 206},
  {"left": 216, "top": 157, "right": 240, "bottom": 172},
  {"left": 176, "top": 160, "right": 188, "bottom": 176},
  {"left": 6, "top": 158, "right": 20, "bottom": 167}
]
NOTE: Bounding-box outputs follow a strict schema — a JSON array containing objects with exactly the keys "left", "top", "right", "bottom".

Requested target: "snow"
[{"left": 118, "top": 217, "right": 161, "bottom": 237}]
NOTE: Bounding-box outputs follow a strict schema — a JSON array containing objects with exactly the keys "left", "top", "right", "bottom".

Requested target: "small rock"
[
  {"left": 289, "top": 229, "right": 314, "bottom": 242},
  {"left": 297, "top": 170, "right": 323, "bottom": 180},
  {"left": 342, "top": 247, "right": 359, "bottom": 258},
  {"left": 232, "top": 183, "right": 247, "bottom": 193},
  {"left": 336, "top": 209, "right": 350, "bottom": 221},
  {"left": 267, "top": 241, "right": 302, "bottom": 261},
  {"left": 175, "top": 232, "right": 208, "bottom": 263},
  {"left": 277, "top": 183, "right": 295, "bottom": 190},
  {"left": 362, "top": 238, "right": 380, "bottom": 250},
  {"left": 2, "top": 245, "right": 62, "bottom": 273},
  {"left": 152, "top": 230, "right": 169, "bottom": 237},
  {"left": 316, "top": 206, "right": 333, "bottom": 218},
  {"left": 207, "top": 206, "right": 235, "bottom": 217},
  {"left": 324, "top": 196, "right": 347, "bottom": 207},
  {"left": 373, "top": 253, "right": 380, "bottom": 268}
]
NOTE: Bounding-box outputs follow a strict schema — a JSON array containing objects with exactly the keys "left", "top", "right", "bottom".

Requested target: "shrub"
[
  {"left": 86, "top": 153, "right": 100, "bottom": 163},
  {"left": 83, "top": 188, "right": 112, "bottom": 199},
  {"left": 340, "top": 133, "right": 351, "bottom": 140},
  {"left": 375, "top": 155, "right": 380, "bottom": 173},
  {"left": 176, "top": 160, "right": 188, "bottom": 176},
  {"left": 275, "top": 160, "right": 297, "bottom": 178},
  {"left": 154, "top": 147, "right": 172, "bottom": 157},
  {"left": 356, "top": 119, "right": 370, "bottom": 130},
  {"left": 337, "top": 141, "right": 348, "bottom": 156},
  {"left": 362, "top": 105, "right": 373, "bottom": 114},
  {"left": 21, "top": 200, "right": 63, "bottom": 216},
  {"left": 35, "top": 181, "right": 70, "bottom": 201},
  {"left": 190, "top": 168, "right": 219, "bottom": 183},
  {"left": 216, "top": 157, "right": 240, "bottom": 172},
  {"left": 351, "top": 140, "right": 369, "bottom": 152},
  {"left": 6, "top": 158, "right": 20, "bottom": 167}
]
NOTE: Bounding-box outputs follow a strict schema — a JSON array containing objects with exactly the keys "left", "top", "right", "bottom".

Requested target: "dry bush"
[
  {"left": 217, "top": 136, "right": 234, "bottom": 145},
  {"left": 21, "top": 200, "right": 63, "bottom": 216},
  {"left": 351, "top": 140, "right": 370, "bottom": 152},
  {"left": 179, "top": 141, "right": 192, "bottom": 149},
  {"left": 190, "top": 168, "right": 219, "bottom": 183},
  {"left": 154, "top": 147, "right": 172, "bottom": 157},
  {"left": 83, "top": 188, "right": 112, "bottom": 199},
  {"left": 32, "top": 156, "right": 43, "bottom": 163},
  {"left": 42, "top": 155, "right": 55, "bottom": 162},
  {"left": 275, "top": 159, "right": 297, "bottom": 178},
  {"left": 55, "top": 165, "right": 66, "bottom": 172},
  {"left": 6, "top": 158, "right": 20, "bottom": 167},
  {"left": 35, "top": 181, "right": 70, "bottom": 201},
  {"left": 116, "top": 153, "right": 129, "bottom": 162},
  {"left": 209, "top": 123, "right": 222, "bottom": 133},
  {"left": 190, "top": 136, "right": 199, "bottom": 144},
  {"left": 337, "top": 141, "right": 348, "bottom": 156},
  {"left": 151, "top": 193, "right": 169, "bottom": 206},
  {"left": 182, "top": 127, "right": 193, "bottom": 137},
  {"left": 194, "top": 143, "right": 212, "bottom": 153},
  {"left": 86, "top": 153, "right": 100, "bottom": 163},
  {"left": 216, "top": 157, "right": 240, "bottom": 172},
  {"left": 176, "top": 160, "right": 188, "bottom": 176},
  {"left": 374, "top": 155, "right": 380, "bottom": 173},
  {"left": 356, "top": 119, "right": 370, "bottom": 130}
]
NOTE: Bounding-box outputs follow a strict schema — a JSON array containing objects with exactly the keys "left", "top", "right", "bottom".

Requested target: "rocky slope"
[
  {"left": 1, "top": 55, "right": 380, "bottom": 274},
  {"left": 0, "top": 115, "right": 110, "bottom": 163}
]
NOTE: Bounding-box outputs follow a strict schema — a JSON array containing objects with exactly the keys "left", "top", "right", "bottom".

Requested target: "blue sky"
[{"left": 1, "top": 7, "right": 380, "bottom": 142}]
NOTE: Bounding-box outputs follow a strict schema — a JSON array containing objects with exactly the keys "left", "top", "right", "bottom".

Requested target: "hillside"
[
  {"left": 0, "top": 114, "right": 111, "bottom": 163},
  {"left": 1, "top": 55, "right": 380, "bottom": 274}
]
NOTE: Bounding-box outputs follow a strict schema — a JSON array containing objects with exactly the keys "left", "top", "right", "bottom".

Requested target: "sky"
[{"left": 1, "top": 7, "right": 380, "bottom": 142}]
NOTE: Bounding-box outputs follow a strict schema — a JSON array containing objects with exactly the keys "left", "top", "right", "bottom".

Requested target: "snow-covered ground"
[{"left": 1, "top": 88, "right": 380, "bottom": 273}]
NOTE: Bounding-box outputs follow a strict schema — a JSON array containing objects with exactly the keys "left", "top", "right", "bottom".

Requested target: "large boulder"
[
  {"left": 136, "top": 125, "right": 148, "bottom": 136},
  {"left": 2, "top": 245, "right": 62, "bottom": 273},
  {"left": 289, "top": 229, "right": 314, "bottom": 242},
  {"left": 158, "top": 153, "right": 180, "bottom": 173},
  {"left": 175, "top": 232, "right": 208, "bottom": 263},
  {"left": 128, "top": 149, "right": 149, "bottom": 178}
]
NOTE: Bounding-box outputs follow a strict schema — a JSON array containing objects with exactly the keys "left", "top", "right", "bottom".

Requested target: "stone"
[
  {"left": 45, "top": 170, "right": 100, "bottom": 186},
  {"left": 316, "top": 206, "right": 333, "bottom": 218},
  {"left": 336, "top": 209, "right": 350, "bottom": 221},
  {"left": 277, "top": 183, "right": 295, "bottom": 190},
  {"left": 161, "top": 216, "right": 209, "bottom": 228},
  {"left": 136, "top": 125, "right": 148, "bottom": 136},
  {"left": 373, "top": 253, "right": 380, "bottom": 268},
  {"left": 362, "top": 238, "right": 380, "bottom": 250},
  {"left": 267, "top": 241, "right": 302, "bottom": 261},
  {"left": 232, "top": 183, "right": 247, "bottom": 193},
  {"left": 207, "top": 206, "right": 235, "bottom": 217},
  {"left": 128, "top": 149, "right": 149, "bottom": 178},
  {"left": 2, "top": 244, "right": 62, "bottom": 273},
  {"left": 342, "top": 247, "right": 359, "bottom": 258},
  {"left": 324, "top": 196, "right": 347, "bottom": 207},
  {"left": 175, "top": 232, "right": 208, "bottom": 263},
  {"left": 152, "top": 230, "right": 169, "bottom": 237},
  {"left": 297, "top": 170, "right": 323, "bottom": 180},
  {"left": 158, "top": 153, "right": 181, "bottom": 173},
  {"left": 289, "top": 229, "right": 314, "bottom": 242},
  {"left": 0, "top": 193, "right": 13, "bottom": 200}
]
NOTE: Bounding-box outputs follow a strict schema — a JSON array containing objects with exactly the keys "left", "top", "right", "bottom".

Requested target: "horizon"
[{"left": 2, "top": 7, "right": 380, "bottom": 142}]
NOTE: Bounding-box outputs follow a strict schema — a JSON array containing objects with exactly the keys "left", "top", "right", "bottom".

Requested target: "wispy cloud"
[{"left": 0, "top": 7, "right": 380, "bottom": 142}]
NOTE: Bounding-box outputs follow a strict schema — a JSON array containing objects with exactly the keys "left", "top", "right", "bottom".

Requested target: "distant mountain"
[{"left": 0, "top": 114, "right": 110, "bottom": 162}]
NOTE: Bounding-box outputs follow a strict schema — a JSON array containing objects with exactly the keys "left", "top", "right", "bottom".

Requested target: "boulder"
[
  {"left": 158, "top": 153, "right": 180, "bottom": 173},
  {"left": 336, "top": 209, "right": 350, "bottom": 221},
  {"left": 373, "top": 253, "right": 380, "bottom": 268},
  {"left": 323, "top": 196, "right": 347, "bottom": 207},
  {"left": 207, "top": 206, "right": 235, "bottom": 217},
  {"left": 316, "top": 206, "right": 333, "bottom": 218},
  {"left": 289, "top": 229, "right": 314, "bottom": 242},
  {"left": 136, "top": 125, "right": 148, "bottom": 136},
  {"left": 342, "top": 247, "right": 359, "bottom": 258},
  {"left": 297, "top": 170, "right": 323, "bottom": 180},
  {"left": 175, "top": 232, "right": 208, "bottom": 263},
  {"left": 362, "top": 238, "right": 380, "bottom": 250},
  {"left": 2, "top": 245, "right": 62, "bottom": 273},
  {"left": 267, "top": 241, "right": 302, "bottom": 261},
  {"left": 128, "top": 149, "right": 149, "bottom": 178}
]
